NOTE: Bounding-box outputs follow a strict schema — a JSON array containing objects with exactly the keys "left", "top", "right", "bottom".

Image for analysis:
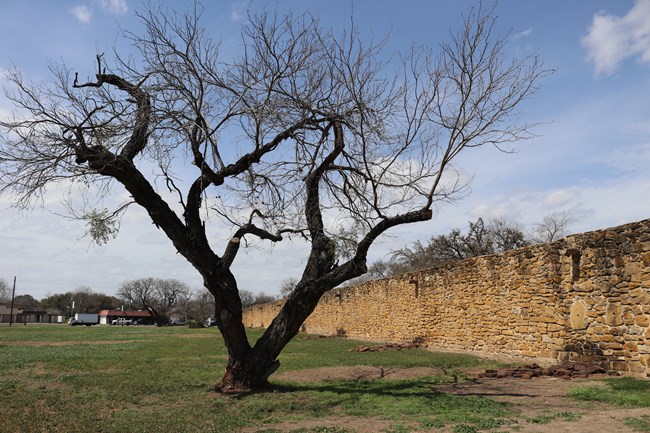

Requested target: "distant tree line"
[
  {"left": 41, "top": 286, "right": 122, "bottom": 314},
  {"left": 0, "top": 277, "right": 281, "bottom": 325},
  {"left": 361, "top": 212, "right": 573, "bottom": 281}
]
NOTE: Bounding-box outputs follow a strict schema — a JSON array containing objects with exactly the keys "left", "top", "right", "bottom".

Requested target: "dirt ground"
[{"left": 255, "top": 366, "right": 650, "bottom": 433}]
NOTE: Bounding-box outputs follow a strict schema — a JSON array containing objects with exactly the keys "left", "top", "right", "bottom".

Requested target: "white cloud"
[
  {"left": 70, "top": 5, "right": 93, "bottom": 24},
  {"left": 544, "top": 189, "right": 578, "bottom": 208},
  {"left": 230, "top": 1, "right": 249, "bottom": 21},
  {"left": 70, "top": 1, "right": 127, "bottom": 24},
  {"left": 513, "top": 27, "right": 533, "bottom": 40},
  {"left": 98, "top": 0, "right": 128, "bottom": 15},
  {"left": 582, "top": 0, "right": 650, "bottom": 76}
]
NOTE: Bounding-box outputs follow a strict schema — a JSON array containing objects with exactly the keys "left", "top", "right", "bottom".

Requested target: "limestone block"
[
  {"left": 629, "top": 362, "right": 646, "bottom": 373},
  {"left": 600, "top": 342, "right": 624, "bottom": 350},
  {"left": 575, "top": 280, "right": 593, "bottom": 292},
  {"left": 541, "top": 335, "right": 554, "bottom": 344},
  {"left": 544, "top": 306, "right": 556, "bottom": 316},
  {"left": 625, "top": 341, "right": 639, "bottom": 351},
  {"left": 625, "top": 261, "right": 643, "bottom": 277},
  {"left": 641, "top": 354, "right": 650, "bottom": 367},
  {"left": 628, "top": 325, "right": 644, "bottom": 335},
  {"left": 629, "top": 287, "right": 650, "bottom": 304},
  {"left": 606, "top": 302, "right": 624, "bottom": 326},
  {"left": 591, "top": 325, "right": 606, "bottom": 334},
  {"left": 642, "top": 252, "right": 650, "bottom": 265},
  {"left": 570, "top": 300, "right": 587, "bottom": 330},
  {"left": 636, "top": 315, "right": 649, "bottom": 327}
]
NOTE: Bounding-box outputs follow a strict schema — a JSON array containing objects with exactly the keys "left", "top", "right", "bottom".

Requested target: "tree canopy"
[
  {"left": 40, "top": 287, "right": 121, "bottom": 315},
  {"left": 0, "top": 3, "right": 548, "bottom": 391},
  {"left": 11, "top": 294, "right": 40, "bottom": 310},
  {"left": 118, "top": 277, "right": 191, "bottom": 326}
]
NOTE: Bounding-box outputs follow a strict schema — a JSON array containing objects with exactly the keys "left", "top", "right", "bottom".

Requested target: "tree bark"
[{"left": 214, "top": 279, "right": 340, "bottom": 392}]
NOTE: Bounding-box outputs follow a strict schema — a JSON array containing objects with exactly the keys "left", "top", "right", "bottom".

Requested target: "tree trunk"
[
  {"left": 215, "top": 353, "right": 280, "bottom": 392},
  {"left": 214, "top": 284, "right": 328, "bottom": 392},
  {"left": 203, "top": 270, "right": 262, "bottom": 392}
]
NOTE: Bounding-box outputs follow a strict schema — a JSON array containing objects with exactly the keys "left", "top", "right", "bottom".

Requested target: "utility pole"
[{"left": 9, "top": 276, "right": 16, "bottom": 327}]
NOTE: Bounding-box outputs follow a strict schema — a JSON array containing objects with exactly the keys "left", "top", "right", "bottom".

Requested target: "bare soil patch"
[
  {"left": 259, "top": 366, "right": 648, "bottom": 433},
  {"left": 435, "top": 376, "right": 648, "bottom": 433}
]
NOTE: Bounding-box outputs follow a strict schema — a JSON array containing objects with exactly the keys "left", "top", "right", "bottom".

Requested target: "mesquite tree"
[{"left": 0, "top": 4, "right": 547, "bottom": 391}]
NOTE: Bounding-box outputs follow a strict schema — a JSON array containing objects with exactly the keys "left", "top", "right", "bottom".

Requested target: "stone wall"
[{"left": 243, "top": 218, "right": 650, "bottom": 377}]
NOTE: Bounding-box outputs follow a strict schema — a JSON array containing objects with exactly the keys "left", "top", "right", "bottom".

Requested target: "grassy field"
[{"left": 0, "top": 325, "right": 647, "bottom": 433}]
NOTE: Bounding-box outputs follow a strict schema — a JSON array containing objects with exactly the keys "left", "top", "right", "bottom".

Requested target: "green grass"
[
  {"left": 625, "top": 416, "right": 650, "bottom": 432},
  {"left": 279, "top": 333, "right": 498, "bottom": 371},
  {"left": 526, "top": 411, "right": 581, "bottom": 424},
  {"left": 570, "top": 377, "right": 650, "bottom": 407},
  {"left": 5, "top": 324, "right": 637, "bottom": 433}
]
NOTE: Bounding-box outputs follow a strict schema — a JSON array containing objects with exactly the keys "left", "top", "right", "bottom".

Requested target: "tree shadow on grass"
[
  {"left": 221, "top": 377, "right": 530, "bottom": 407},
  {"left": 222, "top": 377, "right": 444, "bottom": 401},
  {"left": 433, "top": 381, "right": 539, "bottom": 398},
  {"left": 272, "top": 377, "right": 443, "bottom": 398},
  {"left": 219, "top": 377, "right": 515, "bottom": 431}
]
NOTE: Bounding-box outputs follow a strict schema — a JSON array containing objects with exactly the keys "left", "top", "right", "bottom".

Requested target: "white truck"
[
  {"left": 111, "top": 318, "right": 134, "bottom": 326},
  {"left": 68, "top": 313, "right": 99, "bottom": 326}
]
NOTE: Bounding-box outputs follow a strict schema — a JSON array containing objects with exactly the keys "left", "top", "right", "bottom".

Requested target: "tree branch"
[{"left": 73, "top": 56, "right": 151, "bottom": 161}]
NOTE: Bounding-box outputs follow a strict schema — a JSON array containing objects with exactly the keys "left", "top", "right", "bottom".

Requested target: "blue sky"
[{"left": 1, "top": 0, "right": 649, "bottom": 300}]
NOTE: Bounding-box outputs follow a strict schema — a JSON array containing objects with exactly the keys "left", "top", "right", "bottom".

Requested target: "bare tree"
[
  {"left": 278, "top": 278, "right": 298, "bottom": 297},
  {"left": 239, "top": 289, "right": 276, "bottom": 307},
  {"left": 389, "top": 217, "right": 529, "bottom": 275},
  {"left": 117, "top": 278, "right": 191, "bottom": 326},
  {"left": 184, "top": 288, "right": 215, "bottom": 327},
  {"left": 0, "top": 4, "right": 548, "bottom": 390},
  {"left": 239, "top": 290, "right": 255, "bottom": 309},
  {"left": 488, "top": 217, "right": 530, "bottom": 252},
  {"left": 531, "top": 211, "right": 572, "bottom": 243},
  {"left": 0, "top": 279, "right": 10, "bottom": 304}
]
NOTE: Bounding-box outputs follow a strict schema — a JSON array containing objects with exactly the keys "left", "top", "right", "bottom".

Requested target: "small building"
[
  {"left": 0, "top": 305, "right": 66, "bottom": 324},
  {"left": 98, "top": 309, "right": 153, "bottom": 325},
  {"left": 46, "top": 311, "right": 66, "bottom": 324},
  {"left": 0, "top": 305, "right": 19, "bottom": 324},
  {"left": 20, "top": 309, "right": 50, "bottom": 324}
]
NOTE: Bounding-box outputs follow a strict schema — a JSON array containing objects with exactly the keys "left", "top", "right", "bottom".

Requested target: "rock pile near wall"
[
  {"left": 243, "top": 218, "right": 650, "bottom": 377},
  {"left": 478, "top": 362, "right": 612, "bottom": 380}
]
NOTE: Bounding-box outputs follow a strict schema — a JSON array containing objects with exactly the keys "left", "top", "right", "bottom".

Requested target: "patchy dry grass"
[{"left": 1, "top": 325, "right": 647, "bottom": 433}]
